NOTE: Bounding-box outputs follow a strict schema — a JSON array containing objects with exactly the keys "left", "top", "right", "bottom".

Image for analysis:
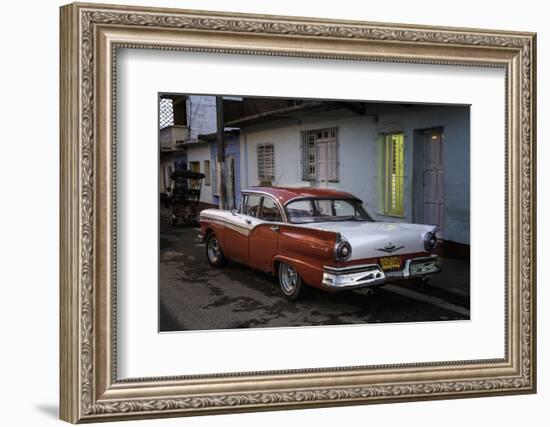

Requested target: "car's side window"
[
  {"left": 242, "top": 194, "right": 262, "bottom": 217},
  {"left": 259, "top": 196, "right": 282, "bottom": 222}
]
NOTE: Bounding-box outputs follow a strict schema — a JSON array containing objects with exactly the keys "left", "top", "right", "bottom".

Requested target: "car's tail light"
[
  {"left": 335, "top": 241, "right": 352, "bottom": 261},
  {"left": 423, "top": 232, "right": 438, "bottom": 251}
]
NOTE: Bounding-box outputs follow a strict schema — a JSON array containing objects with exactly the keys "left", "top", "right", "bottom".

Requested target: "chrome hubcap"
[
  {"left": 280, "top": 264, "right": 298, "bottom": 294},
  {"left": 207, "top": 237, "right": 220, "bottom": 261}
]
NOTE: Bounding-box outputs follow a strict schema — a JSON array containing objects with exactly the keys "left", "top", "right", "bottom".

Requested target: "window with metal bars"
[
  {"left": 256, "top": 143, "right": 275, "bottom": 184},
  {"left": 300, "top": 127, "right": 339, "bottom": 182}
]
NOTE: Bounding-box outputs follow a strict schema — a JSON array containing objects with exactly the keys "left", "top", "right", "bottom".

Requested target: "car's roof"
[{"left": 243, "top": 186, "right": 360, "bottom": 205}]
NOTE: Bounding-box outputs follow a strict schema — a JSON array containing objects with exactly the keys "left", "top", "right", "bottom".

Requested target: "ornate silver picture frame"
[{"left": 60, "top": 2, "right": 536, "bottom": 423}]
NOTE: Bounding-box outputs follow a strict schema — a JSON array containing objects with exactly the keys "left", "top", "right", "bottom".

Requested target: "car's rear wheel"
[
  {"left": 278, "top": 262, "right": 306, "bottom": 300},
  {"left": 205, "top": 233, "right": 226, "bottom": 267}
]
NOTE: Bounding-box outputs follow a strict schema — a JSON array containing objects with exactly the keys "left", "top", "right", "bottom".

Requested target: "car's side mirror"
[{"left": 231, "top": 209, "right": 238, "bottom": 216}]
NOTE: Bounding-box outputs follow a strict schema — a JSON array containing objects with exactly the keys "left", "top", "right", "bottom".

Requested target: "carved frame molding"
[{"left": 60, "top": 2, "right": 536, "bottom": 423}]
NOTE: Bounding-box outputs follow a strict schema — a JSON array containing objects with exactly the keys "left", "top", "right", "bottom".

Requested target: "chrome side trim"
[{"left": 199, "top": 215, "right": 252, "bottom": 236}]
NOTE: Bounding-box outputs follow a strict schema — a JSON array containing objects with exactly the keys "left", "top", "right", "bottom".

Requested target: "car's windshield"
[{"left": 285, "top": 198, "right": 373, "bottom": 224}]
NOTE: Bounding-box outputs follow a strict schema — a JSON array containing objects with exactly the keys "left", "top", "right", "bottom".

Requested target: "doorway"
[{"left": 413, "top": 128, "right": 445, "bottom": 237}]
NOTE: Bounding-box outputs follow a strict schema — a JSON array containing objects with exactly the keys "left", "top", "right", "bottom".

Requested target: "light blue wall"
[{"left": 211, "top": 134, "right": 241, "bottom": 207}]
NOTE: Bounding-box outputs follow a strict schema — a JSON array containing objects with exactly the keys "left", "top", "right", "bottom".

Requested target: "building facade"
[{"left": 235, "top": 103, "right": 470, "bottom": 252}]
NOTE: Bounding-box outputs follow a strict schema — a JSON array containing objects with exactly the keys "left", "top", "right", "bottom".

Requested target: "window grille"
[
  {"left": 301, "top": 127, "right": 339, "bottom": 182},
  {"left": 257, "top": 143, "right": 275, "bottom": 184}
]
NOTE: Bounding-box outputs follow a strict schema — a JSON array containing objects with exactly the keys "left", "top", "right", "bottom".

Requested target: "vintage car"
[{"left": 199, "top": 187, "right": 440, "bottom": 300}]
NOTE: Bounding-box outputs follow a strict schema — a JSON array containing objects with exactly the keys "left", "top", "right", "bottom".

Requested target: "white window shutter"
[
  {"left": 257, "top": 143, "right": 275, "bottom": 183},
  {"left": 328, "top": 139, "right": 339, "bottom": 181},
  {"left": 300, "top": 128, "right": 338, "bottom": 182}
]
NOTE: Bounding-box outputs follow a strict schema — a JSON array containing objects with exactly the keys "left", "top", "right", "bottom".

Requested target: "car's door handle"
[{"left": 270, "top": 226, "right": 279, "bottom": 232}]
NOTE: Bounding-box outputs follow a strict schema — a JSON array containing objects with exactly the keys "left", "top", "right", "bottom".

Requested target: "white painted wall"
[
  {"left": 186, "top": 143, "right": 213, "bottom": 204},
  {"left": 240, "top": 105, "right": 470, "bottom": 244}
]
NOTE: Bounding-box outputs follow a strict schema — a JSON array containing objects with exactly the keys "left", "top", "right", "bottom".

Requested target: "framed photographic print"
[{"left": 60, "top": 2, "right": 537, "bottom": 423}]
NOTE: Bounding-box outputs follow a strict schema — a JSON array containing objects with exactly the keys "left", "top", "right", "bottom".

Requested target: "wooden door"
[
  {"left": 189, "top": 161, "right": 200, "bottom": 189},
  {"left": 422, "top": 131, "right": 444, "bottom": 236}
]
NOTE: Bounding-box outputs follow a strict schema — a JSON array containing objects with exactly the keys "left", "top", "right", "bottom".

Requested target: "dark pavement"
[{"left": 159, "top": 209, "right": 470, "bottom": 331}]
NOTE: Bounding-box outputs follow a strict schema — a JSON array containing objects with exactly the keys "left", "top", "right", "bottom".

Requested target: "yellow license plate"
[{"left": 380, "top": 256, "right": 401, "bottom": 271}]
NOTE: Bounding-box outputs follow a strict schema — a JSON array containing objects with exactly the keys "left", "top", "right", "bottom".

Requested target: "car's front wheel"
[
  {"left": 278, "top": 261, "right": 306, "bottom": 300},
  {"left": 205, "top": 233, "right": 227, "bottom": 267}
]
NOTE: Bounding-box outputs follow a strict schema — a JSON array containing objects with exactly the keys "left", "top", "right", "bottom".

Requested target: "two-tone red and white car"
[{"left": 199, "top": 187, "right": 440, "bottom": 300}]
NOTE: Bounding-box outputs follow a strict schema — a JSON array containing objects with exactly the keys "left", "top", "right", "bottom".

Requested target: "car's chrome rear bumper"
[{"left": 321, "top": 255, "right": 440, "bottom": 290}]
